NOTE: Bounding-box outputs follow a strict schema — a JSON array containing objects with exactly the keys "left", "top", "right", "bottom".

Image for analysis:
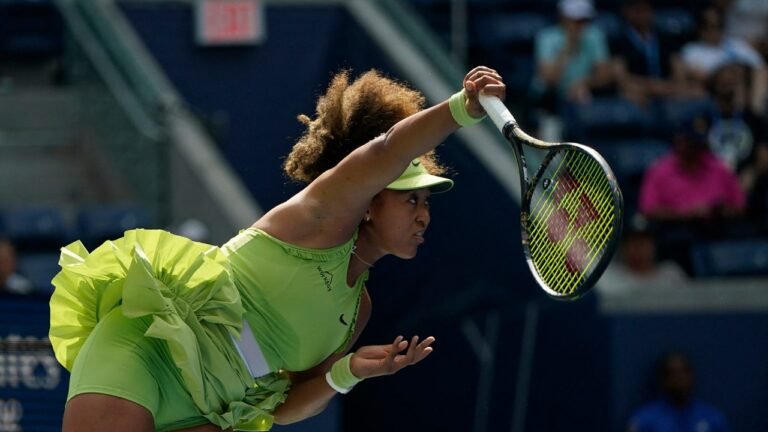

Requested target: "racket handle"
[{"left": 478, "top": 93, "right": 517, "bottom": 133}]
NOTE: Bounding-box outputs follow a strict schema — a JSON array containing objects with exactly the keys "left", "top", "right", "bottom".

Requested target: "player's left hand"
[{"left": 349, "top": 335, "right": 435, "bottom": 380}]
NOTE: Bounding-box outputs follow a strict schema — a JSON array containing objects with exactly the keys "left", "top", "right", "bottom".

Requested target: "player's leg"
[
  {"left": 64, "top": 308, "right": 162, "bottom": 430},
  {"left": 63, "top": 393, "right": 154, "bottom": 432}
]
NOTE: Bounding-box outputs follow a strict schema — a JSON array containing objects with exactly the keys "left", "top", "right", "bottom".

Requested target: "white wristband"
[{"left": 325, "top": 371, "right": 353, "bottom": 394}]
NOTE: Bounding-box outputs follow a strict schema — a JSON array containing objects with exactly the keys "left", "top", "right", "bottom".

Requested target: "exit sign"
[{"left": 196, "top": 0, "right": 265, "bottom": 46}]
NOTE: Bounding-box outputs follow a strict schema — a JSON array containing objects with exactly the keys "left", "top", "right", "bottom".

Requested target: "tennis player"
[{"left": 49, "top": 66, "right": 506, "bottom": 431}]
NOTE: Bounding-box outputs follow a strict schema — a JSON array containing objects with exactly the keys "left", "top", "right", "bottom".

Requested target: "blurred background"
[{"left": 0, "top": 0, "right": 766, "bottom": 430}]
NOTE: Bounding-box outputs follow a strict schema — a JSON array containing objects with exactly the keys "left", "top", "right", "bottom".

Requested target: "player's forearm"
[
  {"left": 379, "top": 100, "right": 459, "bottom": 165},
  {"left": 271, "top": 374, "right": 338, "bottom": 425}
]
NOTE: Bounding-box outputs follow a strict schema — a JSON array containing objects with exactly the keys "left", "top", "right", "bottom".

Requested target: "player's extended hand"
[
  {"left": 349, "top": 335, "right": 435, "bottom": 380},
  {"left": 463, "top": 66, "right": 506, "bottom": 118}
]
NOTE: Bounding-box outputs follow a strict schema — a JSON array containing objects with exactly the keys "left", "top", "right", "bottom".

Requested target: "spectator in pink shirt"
[{"left": 639, "top": 115, "right": 746, "bottom": 221}]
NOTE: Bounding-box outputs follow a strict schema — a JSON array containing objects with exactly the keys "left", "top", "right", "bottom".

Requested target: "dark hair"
[{"left": 283, "top": 69, "right": 446, "bottom": 184}]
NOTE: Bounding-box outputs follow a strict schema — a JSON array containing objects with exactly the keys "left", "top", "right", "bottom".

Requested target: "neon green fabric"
[
  {"left": 329, "top": 353, "right": 361, "bottom": 390},
  {"left": 386, "top": 159, "right": 454, "bottom": 193},
  {"left": 222, "top": 228, "right": 367, "bottom": 373},
  {"left": 49, "top": 229, "right": 288, "bottom": 431},
  {"left": 448, "top": 89, "right": 486, "bottom": 127}
]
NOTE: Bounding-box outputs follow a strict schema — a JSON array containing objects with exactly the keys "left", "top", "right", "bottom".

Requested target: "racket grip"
[{"left": 478, "top": 93, "right": 517, "bottom": 133}]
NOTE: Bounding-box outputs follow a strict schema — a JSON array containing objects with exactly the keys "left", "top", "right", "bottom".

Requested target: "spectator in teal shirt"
[{"left": 532, "top": 0, "right": 613, "bottom": 112}]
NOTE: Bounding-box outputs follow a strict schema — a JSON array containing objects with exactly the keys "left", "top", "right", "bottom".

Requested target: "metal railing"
[{"left": 53, "top": 0, "right": 263, "bottom": 237}]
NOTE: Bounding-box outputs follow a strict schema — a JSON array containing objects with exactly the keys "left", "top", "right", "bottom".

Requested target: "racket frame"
[{"left": 479, "top": 94, "right": 624, "bottom": 300}]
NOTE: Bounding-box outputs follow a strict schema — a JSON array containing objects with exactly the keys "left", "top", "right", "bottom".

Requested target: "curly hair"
[{"left": 283, "top": 69, "right": 447, "bottom": 183}]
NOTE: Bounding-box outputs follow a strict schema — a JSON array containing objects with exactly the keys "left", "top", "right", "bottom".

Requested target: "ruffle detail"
[{"left": 49, "top": 229, "right": 288, "bottom": 431}]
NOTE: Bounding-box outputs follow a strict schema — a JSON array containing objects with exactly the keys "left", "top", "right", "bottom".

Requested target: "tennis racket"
[{"left": 478, "top": 94, "right": 623, "bottom": 300}]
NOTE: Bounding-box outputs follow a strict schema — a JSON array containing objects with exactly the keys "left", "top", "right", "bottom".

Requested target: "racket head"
[{"left": 520, "top": 142, "right": 623, "bottom": 300}]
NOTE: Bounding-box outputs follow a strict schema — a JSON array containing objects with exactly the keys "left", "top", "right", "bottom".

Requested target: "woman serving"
[{"left": 50, "top": 66, "right": 506, "bottom": 431}]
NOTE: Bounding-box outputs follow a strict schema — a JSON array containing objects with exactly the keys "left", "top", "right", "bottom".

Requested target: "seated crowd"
[{"left": 423, "top": 0, "right": 768, "bottom": 279}]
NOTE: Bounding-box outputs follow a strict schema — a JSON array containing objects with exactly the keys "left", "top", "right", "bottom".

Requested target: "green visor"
[{"left": 386, "top": 159, "right": 454, "bottom": 193}]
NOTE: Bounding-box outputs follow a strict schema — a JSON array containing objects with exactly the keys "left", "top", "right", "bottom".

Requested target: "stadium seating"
[
  {"left": 471, "top": 12, "right": 552, "bottom": 52},
  {"left": 17, "top": 252, "right": 59, "bottom": 292},
  {"left": 76, "top": 204, "right": 151, "bottom": 249},
  {"left": 658, "top": 97, "right": 716, "bottom": 134},
  {"left": 593, "top": 138, "right": 669, "bottom": 179},
  {"left": 0, "top": 206, "right": 69, "bottom": 253},
  {"left": 564, "top": 96, "right": 657, "bottom": 141},
  {"left": 654, "top": 7, "right": 697, "bottom": 44},
  {"left": 0, "top": 0, "right": 63, "bottom": 59},
  {"left": 691, "top": 239, "right": 768, "bottom": 277},
  {"left": 0, "top": 204, "right": 152, "bottom": 292}
]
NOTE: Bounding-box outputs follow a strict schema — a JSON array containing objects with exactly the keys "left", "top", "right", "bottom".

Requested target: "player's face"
[{"left": 367, "top": 189, "right": 431, "bottom": 259}]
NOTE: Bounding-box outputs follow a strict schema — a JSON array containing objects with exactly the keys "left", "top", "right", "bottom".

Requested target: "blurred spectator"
[
  {"left": 706, "top": 63, "right": 768, "bottom": 170},
  {"left": 610, "top": 0, "right": 695, "bottom": 106},
  {"left": 705, "top": 62, "right": 768, "bottom": 224},
  {"left": 720, "top": 0, "right": 768, "bottom": 62},
  {"left": 745, "top": 160, "right": 768, "bottom": 230},
  {"left": 627, "top": 351, "right": 731, "bottom": 432},
  {"left": 680, "top": 7, "right": 767, "bottom": 114},
  {"left": 638, "top": 114, "right": 746, "bottom": 222},
  {"left": 0, "top": 237, "right": 34, "bottom": 296},
  {"left": 598, "top": 215, "right": 687, "bottom": 294},
  {"left": 531, "top": 0, "right": 613, "bottom": 111}
]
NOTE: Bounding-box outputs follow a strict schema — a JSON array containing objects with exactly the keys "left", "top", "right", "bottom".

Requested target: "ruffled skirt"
[{"left": 49, "top": 229, "right": 289, "bottom": 431}]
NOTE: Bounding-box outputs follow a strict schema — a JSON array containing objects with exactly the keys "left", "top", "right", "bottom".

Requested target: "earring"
[{"left": 365, "top": 216, "right": 371, "bottom": 222}]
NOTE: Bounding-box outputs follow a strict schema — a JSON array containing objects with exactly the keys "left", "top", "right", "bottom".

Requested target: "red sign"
[{"left": 196, "top": 0, "right": 265, "bottom": 45}]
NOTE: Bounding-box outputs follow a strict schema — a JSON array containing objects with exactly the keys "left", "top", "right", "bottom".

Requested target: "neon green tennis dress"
[{"left": 49, "top": 228, "right": 367, "bottom": 431}]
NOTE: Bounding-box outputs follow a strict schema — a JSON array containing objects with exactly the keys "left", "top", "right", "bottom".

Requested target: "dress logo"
[{"left": 316, "top": 266, "right": 333, "bottom": 292}]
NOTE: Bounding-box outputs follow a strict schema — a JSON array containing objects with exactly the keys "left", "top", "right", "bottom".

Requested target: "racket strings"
[
  {"left": 543, "top": 163, "right": 615, "bottom": 292},
  {"left": 526, "top": 150, "right": 617, "bottom": 295},
  {"left": 533, "top": 158, "right": 613, "bottom": 287},
  {"left": 530, "top": 157, "right": 605, "bottom": 289},
  {"left": 543, "top": 186, "right": 615, "bottom": 292},
  {"left": 531, "top": 172, "right": 610, "bottom": 291}
]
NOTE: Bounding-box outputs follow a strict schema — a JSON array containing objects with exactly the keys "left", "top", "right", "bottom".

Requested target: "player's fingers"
[
  {"left": 464, "top": 79, "right": 477, "bottom": 95},
  {"left": 388, "top": 336, "right": 407, "bottom": 359},
  {"left": 467, "top": 70, "right": 502, "bottom": 85},
  {"left": 479, "top": 84, "right": 506, "bottom": 100},
  {"left": 413, "top": 346, "right": 434, "bottom": 363},
  {"left": 465, "top": 66, "right": 498, "bottom": 78},
  {"left": 471, "top": 75, "right": 504, "bottom": 91},
  {"left": 464, "top": 67, "right": 500, "bottom": 92},
  {"left": 417, "top": 336, "right": 436, "bottom": 349},
  {"left": 402, "top": 336, "right": 420, "bottom": 364},
  {"left": 408, "top": 336, "right": 419, "bottom": 354}
]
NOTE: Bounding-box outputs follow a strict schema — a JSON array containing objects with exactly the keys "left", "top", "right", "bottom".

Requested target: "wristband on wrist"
[
  {"left": 448, "top": 89, "right": 486, "bottom": 127},
  {"left": 325, "top": 353, "right": 362, "bottom": 394}
]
